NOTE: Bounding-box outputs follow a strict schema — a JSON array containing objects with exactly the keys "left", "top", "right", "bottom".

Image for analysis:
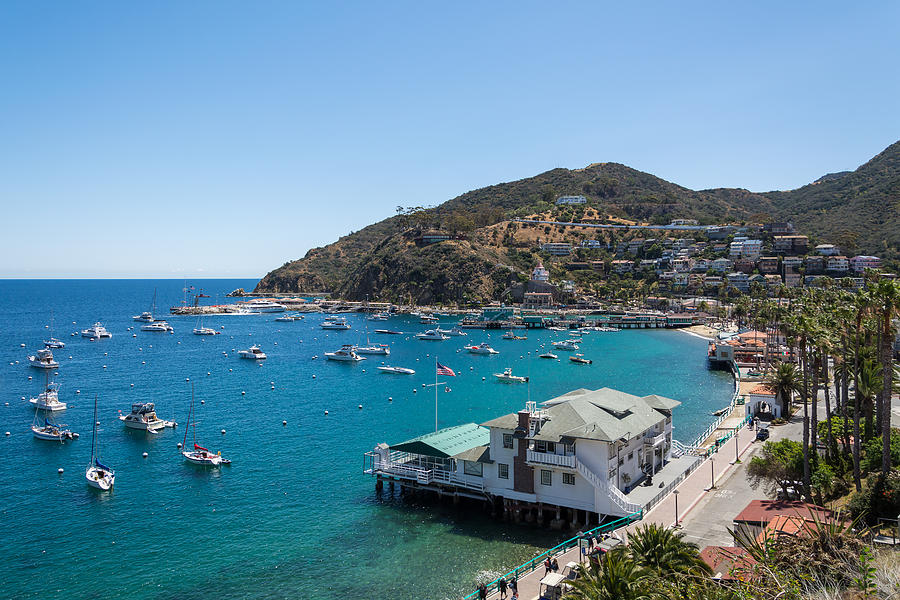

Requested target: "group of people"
[
  {"left": 543, "top": 556, "right": 559, "bottom": 575},
  {"left": 476, "top": 574, "right": 518, "bottom": 599}
]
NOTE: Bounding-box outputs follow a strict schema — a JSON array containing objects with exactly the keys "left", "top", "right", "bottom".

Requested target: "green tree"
[
  {"left": 565, "top": 548, "right": 649, "bottom": 600},
  {"left": 626, "top": 523, "right": 711, "bottom": 577},
  {"left": 764, "top": 362, "right": 800, "bottom": 417},
  {"left": 747, "top": 439, "right": 804, "bottom": 498}
]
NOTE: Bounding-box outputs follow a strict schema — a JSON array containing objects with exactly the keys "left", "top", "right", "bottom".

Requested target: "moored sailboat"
[
  {"left": 85, "top": 395, "right": 115, "bottom": 490},
  {"left": 182, "top": 384, "right": 230, "bottom": 467}
]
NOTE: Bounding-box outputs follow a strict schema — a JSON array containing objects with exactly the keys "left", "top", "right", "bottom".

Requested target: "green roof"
[{"left": 390, "top": 423, "right": 490, "bottom": 458}]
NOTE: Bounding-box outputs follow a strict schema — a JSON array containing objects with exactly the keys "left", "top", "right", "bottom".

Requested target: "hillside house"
[
  {"left": 556, "top": 195, "right": 587, "bottom": 205},
  {"left": 850, "top": 255, "right": 881, "bottom": 273}
]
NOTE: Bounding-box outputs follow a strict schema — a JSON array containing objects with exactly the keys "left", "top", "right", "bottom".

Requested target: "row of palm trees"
[{"left": 755, "top": 276, "right": 900, "bottom": 498}]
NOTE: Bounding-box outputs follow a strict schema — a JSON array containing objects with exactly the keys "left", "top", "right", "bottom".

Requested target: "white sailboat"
[
  {"left": 133, "top": 289, "right": 158, "bottom": 322},
  {"left": 31, "top": 411, "right": 77, "bottom": 441},
  {"left": 193, "top": 316, "right": 220, "bottom": 335},
  {"left": 43, "top": 311, "right": 65, "bottom": 348},
  {"left": 85, "top": 396, "right": 115, "bottom": 490},
  {"left": 182, "top": 383, "right": 229, "bottom": 467}
]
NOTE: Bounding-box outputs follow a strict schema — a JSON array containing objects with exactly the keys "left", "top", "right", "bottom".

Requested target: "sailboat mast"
[
  {"left": 90, "top": 395, "right": 98, "bottom": 464},
  {"left": 182, "top": 384, "right": 192, "bottom": 449}
]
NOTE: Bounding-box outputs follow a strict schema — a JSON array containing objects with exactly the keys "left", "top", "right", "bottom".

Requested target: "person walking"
[
  {"left": 497, "top": 577, "right": 508, "bottom": 599},
  {"left": 477, "top": 583, "right": 487, "bottom": 600},
  {"left": 509, "top": 577, "right": 517, "bottom": 596},
  {"left": 551, "top": 557, "right": 559, "bottom": 573},
  {"left": 544, "top": 557, "right": 552, "bottom": 575}
]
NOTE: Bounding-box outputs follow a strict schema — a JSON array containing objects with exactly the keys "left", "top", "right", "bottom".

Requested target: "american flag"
[{"left": 436, "top": 362, "right": 456, "bottom": 377}]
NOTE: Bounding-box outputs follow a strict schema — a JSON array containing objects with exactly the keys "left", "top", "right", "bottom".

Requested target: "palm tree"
[
  {"left": 765, "top": 362, "right": 800, "bottom": 419},
  {"left": 626, "top": 524, "right": 712, "bottom": 577},
  {"left": 869, "top": 278, "right": 900, "bottom": 476},
  {"left": 566, "top": 548, "right": 650, "bottom": 600}
]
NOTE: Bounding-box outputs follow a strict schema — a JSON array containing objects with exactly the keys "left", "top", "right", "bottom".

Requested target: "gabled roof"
[
  {"left": 390, "top": 423, "right": 489, "bottom": 458},
  {"left": 733, "top": 500, "right": 835, "bottom": 525}
]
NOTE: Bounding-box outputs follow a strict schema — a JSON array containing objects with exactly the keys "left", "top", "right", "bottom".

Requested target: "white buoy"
[
  {"left": 358, "top": 404, "right": 363, "bottom": 409},
  {"left": 200, "top": 399, "right": 205, "bottom": 404},
  {"left": 104, "top": 352, "right": 108, "bottom": 356},
  {"left": 324, "top": 410, "right": 329, "bottom": 415},
  {"left": 361, "top": 369, "right": 365, "bottom": 373},
  {"left": 482, "top": 377, "right": 486, "bottom": 381},
  {"left": 20, "top": 343, "right": 25, "bottom": 347},
  {"left": 130, "top": 383, "right": 134, "bottom": 387},
  {"left": 388, "top": 397, "right": 393, "bottom": 402},
  {"left": 312, "top": 375, "right": 316, "bottom": 379},
  {"left": 274, "top": 342, "right": 277, "bottom": 345},
  {"left": 229, "top": 368, "right": 233, "bottom": 372},
  {"left": 221, "top": 429, "right": 226, "bottom": 435},
  {"left": 177, "top": 442, "right": 183, "bottom": 449},
  {"left": 271, "top": 386, "right": 275, "bottom": 390},
  {"left": 142, "top": 361, "right": 146, "bottom": 365},
  {"left": 102, "top": 365, "right": 107, "bottom": 369},
  {"left": 142, "top": 452, "right": 148, "bottom": 458},
  {"left": 421, "top": 383, "right": 426, "bottom": 388},
  {"left": 76, "top": 390, "right": 81, "bottom": 394},
  {"left": 185, "top": 378, "right": 190, "bottom": 382},
  {"left": 4, "top": 431, "right": 9, "bottom": 436},
  {"left": 68, "top": 356, "right": 72, "bottom": 359},
  {"left": 133, "top": 334, "right": 137, "bottom": 338},
  {"left": 413, "top": 389, "right": 417, "bottom": 393},
  {"left": 282, "top": 420, "right": 287, "bottom": 426},
  {"left": 241, "top": 391, "right": 246, "bottom": 395},
  {"left": 58, "top": 468, "right": 64, "bottom": 474},
  {"left": 28, "top": 376, "right": 32, "bottom": 380},
  {"left": 207, "top": 372, "right": 211, "bottom": 376}
]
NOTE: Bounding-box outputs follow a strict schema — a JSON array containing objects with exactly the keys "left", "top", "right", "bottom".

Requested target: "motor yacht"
[
  {"left": 28, "top": 348, "right": 59, "bottom": 369},
  {"left": 30, "top": 380, "right": 66, "bottom": 411},
  {"left": 419, "top": 314, "right": 438, "bottom": 324},
  {"left": 355, "top": 343, "right": 390, "bottom": 356},
  {"left": 119, "top": 402, "right": 175, "bottom": 432},
  {"left": 552, "top": 340, "right": 579, "bottom": 351},
  {"left": 416, "top": 330, "right": 449, "bottom": 341},
  {"left": 437, "top": 327, "right": 467, "bottom": 336},
  {"left": 367, "top": 312, "right": 390, "bottom": 321},
  {"left": 377, "top": 366, "right": 415, "bottom": 374},
  {"left": 81, "top": 322, "right": 112, "bottom": 338},
  {"left": 321, "top": 316, "right": 351, "bottom": 330},
  {"left": 539, "top": 352, "right": 558, "bottom": 359},
  {"left": 238, "top": 345, "right": 267, "bottom": 360},
  {"left": 241, "top": 299, "right": 287, "bottom": 313},
  {"left": 501, "top": 331, "right": 527, "bottom": 340},
  {"left": 466, "top": 342, "right": 499, "bottom": 355},
  {"left": 570, "top": 354, "right": 593, "bottom": 364},
  {"left": 374, "top": 329, "right": 403, "bottom": 335},
  {"left": 133, "top": 311, "right": 155, "bottom": 322},
  {"left": 493, "top": 367, "right": 528, "bottom": 383},
  {"left": 140, "top": 321, "right": 174, "bottom": 332},
  {"left": 275, "top": 313, "right": 304, "bottom": 322},
  {"left": 325, "top": 345, "right": 365, "bottom": 362}
]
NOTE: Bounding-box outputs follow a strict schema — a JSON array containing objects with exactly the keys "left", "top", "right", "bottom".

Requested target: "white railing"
[
  {"left": 644, "top": 432, "right": 666, "bottom": 446},
  {"left": 526, "top": 449, "right": 576, "bottom": 468},
  {"left": 365, "top": 452, "right": 484, "bottom": 492},
  {"left": 575, "top": 457, "right": 642, "bottom": 515}
]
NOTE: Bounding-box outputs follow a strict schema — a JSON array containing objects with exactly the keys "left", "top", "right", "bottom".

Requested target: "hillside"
[{"left": 256, "top": 141, "right": 900, "bottom": 302}]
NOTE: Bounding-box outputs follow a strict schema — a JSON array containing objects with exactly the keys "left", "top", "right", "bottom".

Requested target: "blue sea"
[{"left": 0, "top": 279, "right": 732, "bottom": 600}]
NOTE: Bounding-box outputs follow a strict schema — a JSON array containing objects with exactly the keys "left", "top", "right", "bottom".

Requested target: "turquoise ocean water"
[{"left": 0, "top": 279, "right": 732, "bottom": 599}]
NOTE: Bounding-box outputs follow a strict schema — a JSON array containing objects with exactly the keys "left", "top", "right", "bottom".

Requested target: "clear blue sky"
[{"left": 2, "top": 1, "right": 898, "bottom": 278}]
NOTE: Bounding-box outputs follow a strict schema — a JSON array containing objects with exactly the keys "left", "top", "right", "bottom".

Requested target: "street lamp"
[
  {"left": 709, "top": 457, "right": 716, "bottom": 490},
  {"left": 673, "top": 489, "right": 680, "bottom": 528}
]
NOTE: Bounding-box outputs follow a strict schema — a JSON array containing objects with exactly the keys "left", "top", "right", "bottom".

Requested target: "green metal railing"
[{"left": 460, "top": 511, "right": 642, "bottom": 599}]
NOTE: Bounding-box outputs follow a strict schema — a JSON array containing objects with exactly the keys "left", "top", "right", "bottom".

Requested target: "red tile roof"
[
  {"left": 699, "top": 546, "right": 756, "bottom": 580},
  {"left": 733, "top": 500, "right": 834, "bottom": 525}
]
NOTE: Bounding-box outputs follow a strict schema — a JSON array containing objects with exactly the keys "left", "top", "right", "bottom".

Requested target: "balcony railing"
[
  {"left": 363, "top": 450, "right": 484, "bottom": 492},
  {"left": 526, "top": 449, "right": 576, "bottom": 468},
  {"left": 644, "top": 432, "right": 666, "bottom": 446}
]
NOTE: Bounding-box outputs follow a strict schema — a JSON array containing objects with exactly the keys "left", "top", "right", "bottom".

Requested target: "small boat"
[
  {"left": 416, "top": 330, "right": 449, "bottom": 341},
  {"left": 711, "top": 407, "right": 729, "bottom": 417},
  {"left": 275, "top": 313, "right": 304, "bottom": 322},
  {"left": 419, "top": 314, "right": 438, "bottom": 324},
  {"left": 501, "top": 331, "right": 527, "bottom": 340},
  {"left": 494, "top": 368, "right": 528, "bottom": 383},
  {"left": 377, "top": 366, "right": 416, "bottom": 375},
  {"left": 466, "top": 342, "right": 499, "bottom": 355},
  {"left": 374, "top": 329, "right": 404, "bottom": 335},
  {"left": 81, "top": 322, "right": 112, "bottom": 338},
  {"left": 570, "top": 354, "right": 592, "bottom": 365},
  {"left": 182, "top": 384, "right": 230, "bottom": 467},
  {"left": 437, "top": 327, "right": 467, "bottom": 336},
  {"left": 355, "top": 343, "right": 390, "bottom": 355},
  {"left": 567, "top": 337, "right": 583, "bottom": 343},
  {"left": 539, "top": 352, "right": 558, "bottom": 359},
  {"left": 321, "top": 316, "right": 351, "bottom": 330},
  {"left": 133, "top": 290, "right": 158, "bottom": 322},
  {"left": 325, "top": 345, "right": 365, "bottom": 362},
  {"left": 30, "top": 376, "right": 66, "bottom": 411},
  {"left": 547, "top": 326, "right": 567, "bottom": 332},
  {"left": 238, "top": 345, "right": 267, "bottom": 360},
  {"left": 119, "top": 402, "right": 175, "bottom": 432},
  {"left": 28, "top": 348, "right": 59, "bottom": 369},
  {"left": 140, "top": 321, "right": 174, "bottom": 332},
  {"left": 86, "top": 395, "right": 114, "bottom": 490},
  {"left": 31, "top": 413, "right": 77, "bottom": 441},
  {"left": 193, "top": 316, "right": 220, "bottom": 335},
  {"left": 367, "top": 312, "right": 391, "bottom": 321},
  {"left": 43, "top": 337, "right": 65, "bottom": 349},
  {"left": 553, "top": 340, "right": 579, "bottom": 351}
]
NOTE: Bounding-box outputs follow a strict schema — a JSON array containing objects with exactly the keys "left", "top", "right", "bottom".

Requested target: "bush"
[{"left": 847, "top": 470, "right": 900, "bottom": 525}]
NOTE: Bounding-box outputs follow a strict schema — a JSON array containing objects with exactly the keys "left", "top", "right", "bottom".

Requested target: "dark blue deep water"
[{"left": 0, "top": 279, "right": 732, "bottom": 599}]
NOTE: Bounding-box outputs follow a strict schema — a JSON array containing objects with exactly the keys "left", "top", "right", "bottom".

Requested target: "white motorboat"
[
  {"left": 241, "top": 299, "right": 287, "bottom": 313},
  {"left": 182, "top": 384, "right": 230, "bottom": 467},
  {"left": 238, "top": 345, "right": 267, "bottom": 360},
  {"left": 140, "top": 321, "right": 174, "bottom": 332},
  {"left": 367, "top": 312, "right": 390, "bottom": 321},
  {"left": 28, "top": 348, "right": 59, "bottom": 369},
  {"left": 30, "top": 377, "right": 66, "bottom": 411},
  {"left": 466, "top": 342, "right": 499, "bottom": 355},
  {"left": 43, "top": 338, "right": 65, "bottom": 349},
  {"left": 416, "top": 330, "right": 449, "bottom": 341},
  {"left": 133, "top": 289, "right": 158, "bottom": 322},
  {"left": 547, "top": 326, "right": 567, "bottom": 332},
  {"left": 86, "top": 395, "right": 114, "bottom": 490},
  {"left": 437, "top": 327, "right": 467, "bottom": 337},
  {"left": 553, "top": 340, "right": 579, "bottom": 351},
  {"left": 419, "top": 314, "right": 438, "bottom": 324},
  {"left": 119, "top": 402, "right": 175, "bottom": 432},
  {"left": 494, "top": 368, "right": 528, "bottom": 383},
  {"left": 31, "top": 413, "right": 77, "bottom": 441},
  {"left": 377, "top": 366, "right": 415, "bottom": 374},
  {"left": 275, "top": 313, "right": 304, "bottom": 322},
  {"left": 321, "top": 316, "right": 351, "bottom": 330},
  {"left": 501, "top": 331, "right": 527, "bottom": 340},
  {"left": 567, "top": 337, "right": 583, "bottom": 343},
  {"left": 539, "top": 352, "right": 558, "bottom": 359},
  {"left": 355, "top": 343, "right": 390, "bottom": 355},
  {"left": 81, "top": 322, "right": 112, "bottom": 338},
  {"left": 570, "top": 354, "right": 593, "bottom": 365},
  {"left": 374, "top": 329, "right": 403, "bottom": 335},
  {"left": 325, "top": 345, "right": 365, "bottom": 362}
]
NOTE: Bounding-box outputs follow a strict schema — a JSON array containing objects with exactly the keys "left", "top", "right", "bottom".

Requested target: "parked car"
[{"left": 755, "top": 427, "right": 770, "bottom": 441}]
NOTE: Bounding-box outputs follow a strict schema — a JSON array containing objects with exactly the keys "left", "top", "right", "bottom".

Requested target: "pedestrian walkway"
[{"left": 482, "top": 425, "right": 756, "bottom": 600}]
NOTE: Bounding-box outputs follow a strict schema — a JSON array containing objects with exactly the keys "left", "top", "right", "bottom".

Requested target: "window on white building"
[
  {"left": 562, "top": 473, "right": 575, "bottom": 485},
  {"left": 540, "top": 470, "right": 552, "bottom": 486},
  {"left": 498, "top": 463, "right": 509, "bottom": 479},
  {"left": 502, "top": 434, "right": 513, "bottom": 449},
  {"left": 464, "top": 461, "right": 483, "bottom": 477}
]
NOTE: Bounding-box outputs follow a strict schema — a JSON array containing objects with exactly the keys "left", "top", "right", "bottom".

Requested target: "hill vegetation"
[{"left": 256, "top": 141, "right": 900, "bottom": 302}]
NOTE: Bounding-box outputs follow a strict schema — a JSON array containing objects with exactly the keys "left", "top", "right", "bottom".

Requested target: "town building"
[
  {"left": 556, "top": 195, "right": 587, "bottom": 205},
  {"left": 763, "top": 222, "right": 794, "bottom": 235},
  {"left": 523, "top": 292, "right": 553, "bottom": 308},
  {"left": 531, "top": 261, "right": 550, "bottom": 281},
  {"left": 773, "top": 235, "right": 809, "bottom": 254},
  {"left": 669, "top": 219, "right": 699, "bottom": 226},
  {"left": 414, "top": 232, "right": 451, "bottom": 246},
  {"left": 805, "top": 256, "right": 825, "bottom": 275},
  {"left": 825, "top": 256, "right": 849, "bottom": 273},
  {"left": 726, "top": 272, "right": 750, "bottom": 292},
  {"left": 541, "top": 242, "right": 572, "bottom": 256},
  {"left": 815, "top": 244, "right": 840, "bottom": 256},
  {"left": 757, "top": 256, "right": 780, "bottom": 274},
  {"left": 581, "top": 239, "right": 605, "bottom": 249},
  {"left": 709, "top": 258, "right": 733, "bottom": 273},
  {"left": 850, "top": 255, "right": 881, "bottom": 273}
]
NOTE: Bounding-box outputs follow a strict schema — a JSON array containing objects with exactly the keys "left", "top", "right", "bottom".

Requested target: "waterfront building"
[
  {"left": 531, "top": 261, "right": 550, "bottom": 281},
  {"left": 850, "top": 255, "right": 881, "bottom": 273},
  {"left": 523, "top": 292, "right": 553, "bottom": 308},
  {"left": 556, "top": 195, "right": 587, "bottom": 205},
  {"left": 541, "top": 242, "right": 572, "bottom": 256},
  {"left": 366, "top": 389, "right": 683, "bottom": 520}
]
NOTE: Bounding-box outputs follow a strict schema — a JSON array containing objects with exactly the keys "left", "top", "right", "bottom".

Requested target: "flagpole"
[{"left": 434, "top": 357, "right": 438, "bottom": 432}]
